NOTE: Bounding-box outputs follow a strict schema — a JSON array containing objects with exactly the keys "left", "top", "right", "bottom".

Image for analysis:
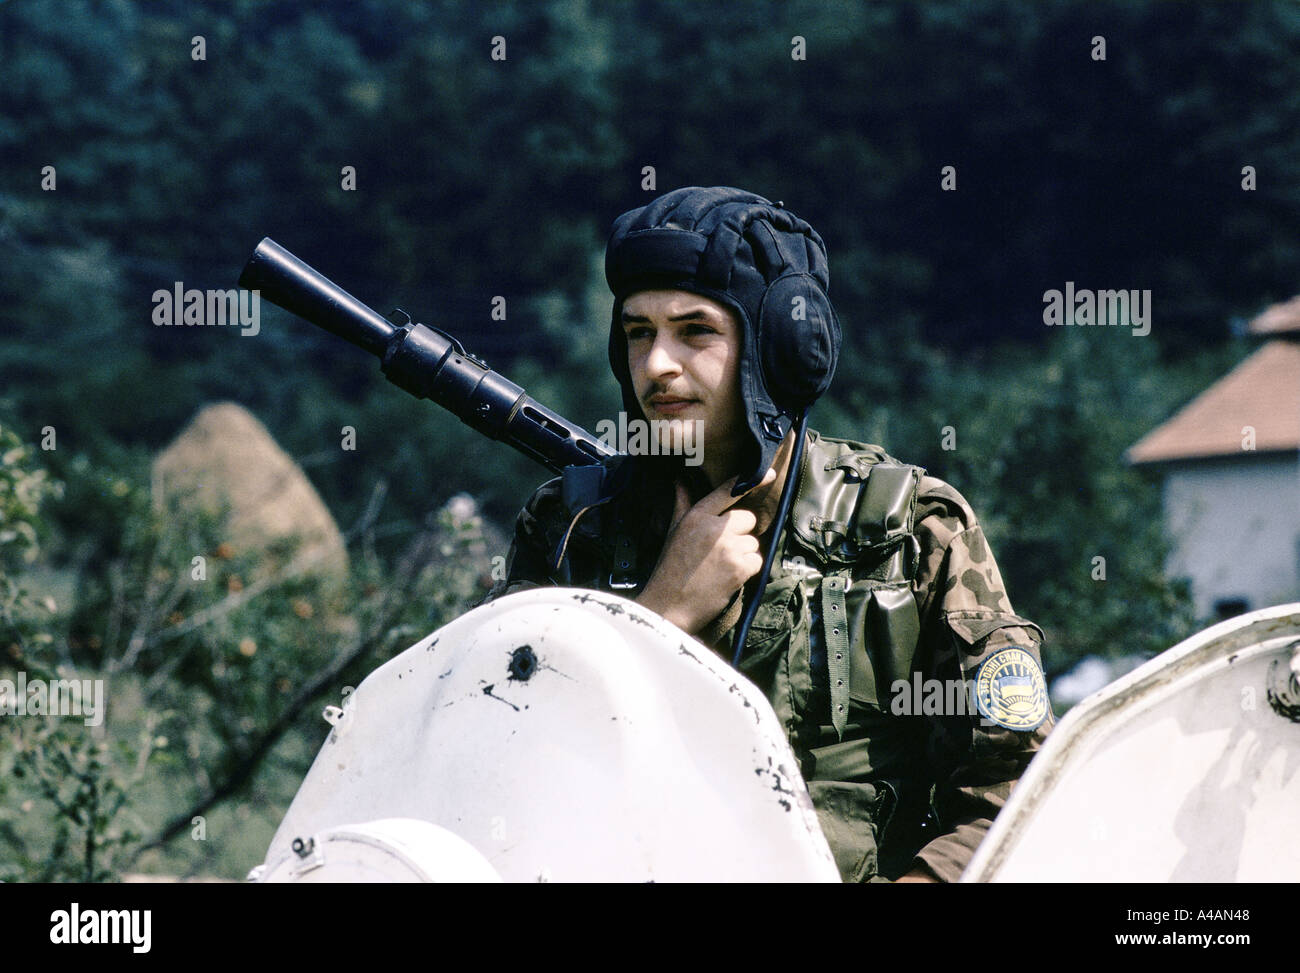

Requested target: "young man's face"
[{"left": 620, "top": 289, "right": 747, "bottom": 480}]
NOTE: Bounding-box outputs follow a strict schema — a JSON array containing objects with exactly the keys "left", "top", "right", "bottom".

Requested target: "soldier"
[{"left": 487, "top": 186, "right": 1053, "bottom": 882}]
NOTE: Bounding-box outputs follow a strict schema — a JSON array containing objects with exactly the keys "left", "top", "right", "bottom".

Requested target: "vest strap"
[{"left": 822, "top": 574, "right": 851, "bottom": 739}]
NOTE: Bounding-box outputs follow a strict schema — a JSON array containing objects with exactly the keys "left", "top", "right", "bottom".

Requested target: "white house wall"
[{"left": 1162, "top": 454, "right": 1300, "bottom": 618}]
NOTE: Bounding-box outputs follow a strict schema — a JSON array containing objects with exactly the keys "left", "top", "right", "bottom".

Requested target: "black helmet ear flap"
[
  {"left": 733, "top": 408, "right": 792, "bottom": 495},
  {"left": 758, "top": 272, "right": 839, "bottom": 410}
]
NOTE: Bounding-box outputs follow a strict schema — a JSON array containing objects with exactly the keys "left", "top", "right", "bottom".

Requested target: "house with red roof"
[{"left": 1126, "top": 299, "right": 1300, "bottom": 620}]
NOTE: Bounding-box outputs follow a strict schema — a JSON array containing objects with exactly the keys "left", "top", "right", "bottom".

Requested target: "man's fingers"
[
  {"left": 698, "top": 467, "right": 778, "bottom": 515},
  {"left": 691, "top": 475, "right": 741, "bottom": 514},
  {"left": 725, "top": 508, "right": 758, "bottom": 535},
  {"left": 725, "top": 467, "right": 778, "bottom": 506}
]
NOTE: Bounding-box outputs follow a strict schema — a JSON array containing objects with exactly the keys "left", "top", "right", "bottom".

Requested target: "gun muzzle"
[
  {"left": 239, "top": 238, "right": 396, "bottom": 356},
  {"left": 239, "top": 238, "right": 614, "bottom": 474}
]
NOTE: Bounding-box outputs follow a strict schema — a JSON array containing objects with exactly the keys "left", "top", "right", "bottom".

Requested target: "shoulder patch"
[{"left": 974, "top": 647, "right": 1049, "bottom": 731}]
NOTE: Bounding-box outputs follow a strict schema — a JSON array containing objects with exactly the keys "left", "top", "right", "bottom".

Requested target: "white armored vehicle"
[{"left": 250, "top": 593, "right": 1300, "bottom": 882}]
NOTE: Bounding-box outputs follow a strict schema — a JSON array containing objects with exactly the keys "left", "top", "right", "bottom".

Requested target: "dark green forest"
[{"left": 2, "top": 0, "right": 1297, "bottom": 879}]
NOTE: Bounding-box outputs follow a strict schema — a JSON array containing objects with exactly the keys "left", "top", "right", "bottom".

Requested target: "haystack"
[{"left": 151, "top": 402, "right": 348, "bottom": 581}]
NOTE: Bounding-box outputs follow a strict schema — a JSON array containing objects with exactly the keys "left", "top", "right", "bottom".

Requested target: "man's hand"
[{"left": 636, "top": 468, "right": 777, "bottom": 636}]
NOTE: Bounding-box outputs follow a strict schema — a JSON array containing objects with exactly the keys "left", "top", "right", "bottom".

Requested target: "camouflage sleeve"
[
  {"left": 481, "top": 476, "right": 568, "bottom": 603},
  {"left": 907, "top": 475, "right": 1054, "bottom": 882}
]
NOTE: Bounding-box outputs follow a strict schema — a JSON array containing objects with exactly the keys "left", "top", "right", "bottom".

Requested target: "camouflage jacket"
[{"left": 485, "top": 430, "right": 1054, "bottom": 882}]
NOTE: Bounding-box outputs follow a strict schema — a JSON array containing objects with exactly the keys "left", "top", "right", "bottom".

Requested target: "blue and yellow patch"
[{"left": 974, "top": 647, "right": 1049, "bottom": 731}]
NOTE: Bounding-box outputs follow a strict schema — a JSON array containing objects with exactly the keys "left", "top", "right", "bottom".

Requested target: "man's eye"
[
  {"left": 625, "top": 327, "right": 652, "bottom": 341},
  {"left": 684, "top": 324, "right": 717, "bottom": 336}
]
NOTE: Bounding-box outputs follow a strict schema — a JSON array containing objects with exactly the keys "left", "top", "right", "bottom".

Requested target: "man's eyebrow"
[{"left": 621, "top": 309, "right": 719, "bottom": 324}]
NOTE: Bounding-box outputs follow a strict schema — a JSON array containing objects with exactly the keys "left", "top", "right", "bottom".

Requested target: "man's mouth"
[{"left": 647, "top": 395, "right": 697, "bottom": 415}]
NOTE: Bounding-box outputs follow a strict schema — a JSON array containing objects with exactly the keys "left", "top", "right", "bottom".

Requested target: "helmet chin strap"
[{"left": 731, "top": 408, "right": 810, "bottom": 668}]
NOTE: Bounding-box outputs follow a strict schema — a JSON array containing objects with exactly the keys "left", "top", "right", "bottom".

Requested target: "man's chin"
[{"left": 635, "top": 412, "right": 706, "bottom": 465}]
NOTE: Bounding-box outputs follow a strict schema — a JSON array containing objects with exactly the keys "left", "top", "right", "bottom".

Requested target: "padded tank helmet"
[{"left": 604, "top": 186, "right": 841, "bottom": 494}]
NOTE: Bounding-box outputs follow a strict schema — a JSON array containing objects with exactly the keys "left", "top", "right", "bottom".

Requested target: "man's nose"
[{"left": 644, "top": 331, "right": 683, "bottom": 380}]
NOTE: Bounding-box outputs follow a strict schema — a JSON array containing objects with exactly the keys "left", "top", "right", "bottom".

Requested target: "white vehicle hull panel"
[
  {"left": 963, "top": 603, "right": 1300, "bottom": 882},
  {"left": 259, "top": 588, "right": 839, "bottom": 882}
]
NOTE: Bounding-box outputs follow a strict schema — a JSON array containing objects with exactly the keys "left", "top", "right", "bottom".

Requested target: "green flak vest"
[
  {"left": 725, "top": 435, "right": 931, "bottom": 880},
  {"left": 729, "top": 435, "right": 924, "bottom": 742}
]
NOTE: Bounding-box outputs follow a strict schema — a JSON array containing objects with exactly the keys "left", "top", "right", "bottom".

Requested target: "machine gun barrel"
[{"left": 239, "top": 238, "right": 614, "bottom": 474}]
